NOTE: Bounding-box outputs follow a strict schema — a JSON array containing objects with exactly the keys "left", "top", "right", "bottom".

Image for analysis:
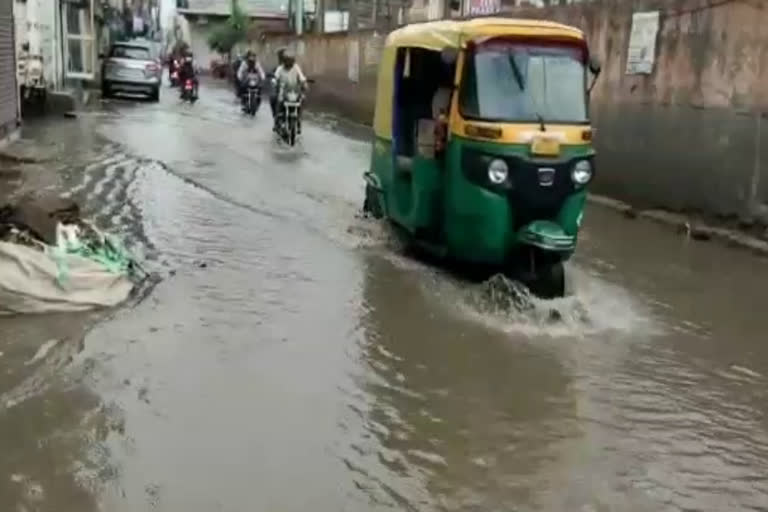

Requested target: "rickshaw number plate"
[{"left": 531, "top": 137, "right": 561, "bottom": 156}]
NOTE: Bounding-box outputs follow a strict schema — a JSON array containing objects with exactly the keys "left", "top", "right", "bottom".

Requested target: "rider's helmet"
[
  {"left": 276, "top": 47, "right": 287, "bottom": 64},
  {"left": 282, "top": 49, "right": 296, "bottom": 68}
]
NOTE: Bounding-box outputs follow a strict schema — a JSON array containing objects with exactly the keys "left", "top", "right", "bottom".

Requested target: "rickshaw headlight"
[
  {"left": 571, "top": 160, "right": 593, "bottom": 186},
  {"left": 488, "top": 159, "right": 509, "bottom": 185}
]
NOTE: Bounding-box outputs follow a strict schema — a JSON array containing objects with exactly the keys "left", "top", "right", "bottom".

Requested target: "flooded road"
[{"left": 1, "top": 82, "right": 768, "bottom": 512}]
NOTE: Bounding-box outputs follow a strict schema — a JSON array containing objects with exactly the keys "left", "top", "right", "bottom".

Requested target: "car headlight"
[
  {"left": 571, "top": 159, "right": 593, "bottom": 186},
  {"left": 488, "top": 159, "right": 509, "bottom": 185}
]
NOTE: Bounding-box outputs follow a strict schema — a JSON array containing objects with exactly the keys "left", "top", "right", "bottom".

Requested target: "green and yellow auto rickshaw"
[{"left": 363, "top": 17, "right": 601, "bottom": 297}]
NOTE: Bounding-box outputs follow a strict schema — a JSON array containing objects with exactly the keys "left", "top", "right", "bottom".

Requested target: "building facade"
[
  {"left": 12, "top": 0, "right": 99, "bottom": 92},
  {"left": 178, "top": 0, "right": 289, "bottom": 67},
  {"left": 0, "top": 0, "right": 19, "bottom": 144}
]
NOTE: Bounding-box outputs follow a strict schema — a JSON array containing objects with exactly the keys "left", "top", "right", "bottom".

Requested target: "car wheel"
[
  {"left": 101, "top": 81, "right": 111, "bottom": 99},
  {"left": 150, "top": 87, "right": 160, "bottom": 102}
]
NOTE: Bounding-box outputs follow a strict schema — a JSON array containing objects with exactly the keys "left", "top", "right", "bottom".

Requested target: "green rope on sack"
[
  {"left": 43, "top": 222, "right": 143, "bottom": 287},
  {"left": 48, "top": 245, "right": 71, "bottom": 288}
]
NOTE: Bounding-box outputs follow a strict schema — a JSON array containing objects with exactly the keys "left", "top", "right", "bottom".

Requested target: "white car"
[{"left": 101, "top": 40, "right": 161, "bottom": 102}]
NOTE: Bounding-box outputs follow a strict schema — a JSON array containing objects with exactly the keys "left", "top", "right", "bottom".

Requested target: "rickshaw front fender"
[
  {"left": 443, "top": 184, "right": 514, "bottom": 264},
  {"left": 517, "top": 220, "right": 576, "bottom": 252},
  {"left": 444, "top": 183, "right": 587, "bottom": 265}
]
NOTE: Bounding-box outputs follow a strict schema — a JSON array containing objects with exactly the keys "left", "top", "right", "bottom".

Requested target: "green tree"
[{"left": 207, "top": 0, "right": 248, "bottom": 58}]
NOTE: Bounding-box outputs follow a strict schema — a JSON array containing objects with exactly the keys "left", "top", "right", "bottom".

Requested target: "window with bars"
[{"left": 64, "top": 0, "right": 95, "bottom": 79}]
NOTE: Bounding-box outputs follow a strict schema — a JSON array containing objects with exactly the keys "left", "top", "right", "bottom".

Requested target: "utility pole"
[
  {"left": 296, "top": 0, "right": 303, "bottom": 34},
  {"left": 349, "top": 0, "right": 358, "bottom": 32},
  {"left": 315, "top": 0, "right": 324, "bottom": 34},
  {"left": 371, "top": 0, "right": 378, "bottom": 29}
]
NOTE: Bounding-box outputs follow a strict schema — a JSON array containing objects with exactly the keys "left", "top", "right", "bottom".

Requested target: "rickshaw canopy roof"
[
  {"left": 372, "top": 18, "right": 587, "bottom": 140},
  {"left": 384, "top": 17, "right": 585, "bottom": 52}
]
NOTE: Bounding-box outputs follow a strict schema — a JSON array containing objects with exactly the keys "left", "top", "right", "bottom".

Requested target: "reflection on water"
[{"left": 354, "top": 255, "right": 577, "bottom": 510}]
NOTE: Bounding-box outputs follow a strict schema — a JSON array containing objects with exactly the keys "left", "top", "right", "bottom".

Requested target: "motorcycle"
[
  {"left": 243, "top": 72, "right": 262, "bottom": 116},
  {"left": 169, "top": 59, "right": 180, "bottom": 87},
  {"left": 180, "top": 78, "right": 197, "bottom": 103},
  {"left": 277, "top": 87, "right": 303, "bottom": 146}
]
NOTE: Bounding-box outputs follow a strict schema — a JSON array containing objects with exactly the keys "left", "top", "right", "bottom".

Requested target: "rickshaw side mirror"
[
  {"left": 588, "top": 55, "right": 602, "bottom": 76},
  {"left": 588, "top": 55, "right": 602, "bottom": 93}
]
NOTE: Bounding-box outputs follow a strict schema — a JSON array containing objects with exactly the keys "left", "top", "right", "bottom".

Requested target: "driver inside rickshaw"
[{"left": 393, "top": 48, "right": 455, "bottom": 162}]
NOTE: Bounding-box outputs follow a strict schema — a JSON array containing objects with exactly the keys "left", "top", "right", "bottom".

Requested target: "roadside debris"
[
  {"left": 24, "top": 339, "right": 60, "bottom": 365},
  {"left": 0, "top": 194, "right": 144, "bottom": 314},
  {"left": 0, "top": 138, "right": 57, "bottom": 164}
]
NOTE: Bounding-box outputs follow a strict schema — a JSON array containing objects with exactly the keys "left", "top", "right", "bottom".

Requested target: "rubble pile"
[{"left": 0, "top": 195, "right": 142, "bottom": 314}]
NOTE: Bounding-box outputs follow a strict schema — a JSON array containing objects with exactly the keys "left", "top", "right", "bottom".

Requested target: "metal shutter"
[{"left": 0, "top": 0, "right": 19, "bottom": 139}]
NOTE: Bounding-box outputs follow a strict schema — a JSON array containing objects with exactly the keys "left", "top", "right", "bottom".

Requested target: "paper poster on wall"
[
  {"left": 626, "top": 11, "right": 660, "bottom": 75},
  {"left": 465, "top": 0, "right": 501, "bottom": 16},
  {"left": 348, "top": 39, "right": 359, "bottom": 83},
  {"left": 364, "top": 34, "right": 383, "bottom": 67}
]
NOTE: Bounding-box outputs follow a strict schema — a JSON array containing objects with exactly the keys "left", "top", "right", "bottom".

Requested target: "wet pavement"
[{"left": 1, "top": 81, "right": 768, "bottom": 512}]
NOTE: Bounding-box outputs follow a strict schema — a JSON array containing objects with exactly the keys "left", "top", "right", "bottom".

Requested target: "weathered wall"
[
  {"left": 258, "top": 31, "right": 382, "bottom": 122},
  {"left": 518, "top": 0, "right": 768, "bottom": 221},
  {"left": 259, "top": 0, "right": 768, "bottom": 221}
]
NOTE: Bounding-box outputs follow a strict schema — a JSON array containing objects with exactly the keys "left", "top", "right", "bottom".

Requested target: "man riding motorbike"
[
  {"left": 268, "top": 47, "right": 287, "bottom": 123},
  {"left": 169, "top": 42, "right": 190, "bottom": 86},
  {"left": 236, "top": 51, "right": 265, "bottom": 111},
  {"left": 231, "top": 51, "right": 243, "bottom": 94},
  {"left": 273, "top": 49, "right": 307, "bottom": 134},
  {"left": 178, "top": 50, "right": 199, "bottom": 100}
]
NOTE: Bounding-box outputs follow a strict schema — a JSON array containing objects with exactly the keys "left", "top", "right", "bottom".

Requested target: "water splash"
[{"left": 450, "top": 268, "right": 658, "bottom": 339}]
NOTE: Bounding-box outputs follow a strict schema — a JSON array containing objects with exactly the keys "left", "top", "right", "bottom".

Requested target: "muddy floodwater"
[{"left": 1, "top": 82, "right": 767, "bottom": 512}]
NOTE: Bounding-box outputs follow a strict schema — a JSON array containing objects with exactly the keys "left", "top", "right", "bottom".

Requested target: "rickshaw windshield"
[{"left": 459, "top": 40, "right": 588, "bottom": 124}]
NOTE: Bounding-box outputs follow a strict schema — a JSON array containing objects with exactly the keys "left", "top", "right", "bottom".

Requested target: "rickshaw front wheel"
[
  {"left": 527, "top": 260, "right": 565, "bottom": 300},
  {"left": 363, "top": 185, "right": 384, "bottom": 219}
]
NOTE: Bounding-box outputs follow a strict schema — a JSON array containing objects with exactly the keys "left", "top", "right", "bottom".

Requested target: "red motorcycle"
[
  {"left": 181, "top": 78, "right": 197, "bottom": 103},
  {"left": 169, "top": 59, "right": 180, "bottom": 87}
]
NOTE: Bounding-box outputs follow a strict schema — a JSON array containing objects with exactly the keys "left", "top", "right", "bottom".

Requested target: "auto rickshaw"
[{"left": 363, "top": 18, "right": 601, "bottom": 298}]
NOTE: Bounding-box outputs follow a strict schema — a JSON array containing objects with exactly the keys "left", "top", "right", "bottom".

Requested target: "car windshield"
[
  {"left": 459, "top": 40, "right": 588, "bottom": 124},
  {"left": 111, "top": 46, "right": 151, "bottom": 60}
]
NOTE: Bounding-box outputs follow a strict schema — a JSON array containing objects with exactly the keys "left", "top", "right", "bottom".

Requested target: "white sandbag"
[{"left": 0, "top": 241, "right": 134, "bottom": 315}]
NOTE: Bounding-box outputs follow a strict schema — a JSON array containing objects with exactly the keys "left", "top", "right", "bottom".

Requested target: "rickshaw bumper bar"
[{"left": 517, "top": 220, "right": 576, "bottom": 252}]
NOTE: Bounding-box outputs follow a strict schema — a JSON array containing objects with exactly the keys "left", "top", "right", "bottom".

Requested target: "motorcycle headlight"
[
  {"left": 571, "top": 159, "right": 593, "bottom": 186},
  {"left": 488, "top": 159, "right": 509, "bottom": 185}
]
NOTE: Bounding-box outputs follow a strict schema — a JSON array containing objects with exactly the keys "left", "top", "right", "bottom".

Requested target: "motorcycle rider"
[
  {"left": 178, "top": 50, "right": 198, "bottom": 99},
  {"left": 268, "top": 47, "right": 287, "bottom": 123},
  {"left": 273, "top": 49, "right": 307, "bottom": 133},
  {"left": 236, "top": 50, "right": 265, "bottom": 110},
  {"left": 168, "top": 42, "right": 189, "bottom": 86},
  {"left": 231, "top": 51, "right": 243, "bottom": 94}
]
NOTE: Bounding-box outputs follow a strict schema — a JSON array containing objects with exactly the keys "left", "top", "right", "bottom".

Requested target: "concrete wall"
[
  {"left": 187, "top": 15, "right": 289, "bottom": 70},
  {"left": 514, "top": 0, "right": 768, "bottom": 221},
  {"left": 14, "top": 0, "right": 60, "bottom": 91},
  {"left": 259, "top": 0, "right": 768, "bottom": 222},
  {"left": 188, "top": 20, "right": 218, "bottom": 68},
  {"left": 258, "top": 31, "right": 384, "bottom": 122}
]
